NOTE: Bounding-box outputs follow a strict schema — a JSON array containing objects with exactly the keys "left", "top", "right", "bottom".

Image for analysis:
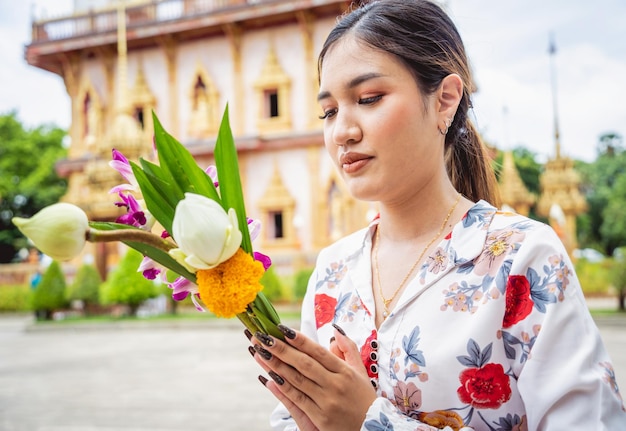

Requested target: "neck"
[{"left": 376, "top": 186, "right": 469, "bottom": 243}]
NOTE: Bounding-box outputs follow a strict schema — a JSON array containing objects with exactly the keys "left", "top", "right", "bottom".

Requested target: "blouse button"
[
  {"left": 370, "top": 339, "right": 379, "bottom": 350},
  {"left": 369, "top": 363, "right": 378, "bottom": 375},
  {"left": 370, "top": 378, "right": 378, "bottom": 389},
  {"left": 369, "top": 351, "right": 378, "bottom": 361}
]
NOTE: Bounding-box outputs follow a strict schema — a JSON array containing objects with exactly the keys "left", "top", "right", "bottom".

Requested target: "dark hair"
[{"left": 318, "top": 0, "right": 500, "bottom": 206}]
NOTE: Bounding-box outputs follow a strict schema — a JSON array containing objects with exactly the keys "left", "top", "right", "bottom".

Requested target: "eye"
[
  {"left": 318, "top": 108, "right": 338, "bottom": 120},
  {"left": 358, "top": 95, "right": 383, "bottom": 105}
]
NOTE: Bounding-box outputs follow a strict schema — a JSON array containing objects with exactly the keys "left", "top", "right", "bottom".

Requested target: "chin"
[{"left": 346, "top": 182, "right": 379, "bottom": 203}]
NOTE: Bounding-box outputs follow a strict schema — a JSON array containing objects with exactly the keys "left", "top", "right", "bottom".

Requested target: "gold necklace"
[{"left": 374, "top": 194, "right": 461, "bottom": 319}]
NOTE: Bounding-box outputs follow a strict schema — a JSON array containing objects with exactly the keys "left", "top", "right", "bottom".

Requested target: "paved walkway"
[{"left": 0, "top": 300, "right": 624, "bottom": 431}]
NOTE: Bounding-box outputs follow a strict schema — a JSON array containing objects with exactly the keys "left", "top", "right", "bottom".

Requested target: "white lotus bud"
[
  {"left": 168, "top": 193, "right": 242, "bottom": 270},
  {"left": 12, "top": 203, "right": 89, "bottom": 261}
]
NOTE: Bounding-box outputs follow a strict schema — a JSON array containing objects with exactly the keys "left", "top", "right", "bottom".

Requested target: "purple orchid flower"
[
  {"left": 254, "top": 252, "right": 272, "bottom": 270},
  {"left": 109, "top": 149, "right": 138, "bottom": 193},
  {"left": 168, "top": 277, "right": 204, "bottom": 311},
  {"left": 114, "top": 192, "right": 147, "bottom": 227},
  {"left": 247, "top": 217, "right": 261, "bottom": 242},
  {"left": 205, "top": 165, "right": 219, "bottom": 188},
  {"left": 138, "top": 256, "right": 161, "bottom": 280}
]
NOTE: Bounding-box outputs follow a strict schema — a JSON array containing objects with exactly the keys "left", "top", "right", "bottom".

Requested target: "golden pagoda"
[
  {"left": 499, "top": 150, "right": 536, "bottom": 216},
  {"left": 55, "top": 2, "right": 153, "bottom": 275},
  {"left": 536, "top": 36, "right": 587, "bottom": 255}
]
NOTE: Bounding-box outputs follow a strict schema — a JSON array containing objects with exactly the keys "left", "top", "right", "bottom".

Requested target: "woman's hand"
[{"left": 251, "top": 324, "right": 376, "bottom": 431}]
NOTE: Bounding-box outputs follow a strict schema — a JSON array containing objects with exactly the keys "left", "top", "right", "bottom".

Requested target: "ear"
[{"left": 437, "top": 73, "right": 463, "bottom": 124}]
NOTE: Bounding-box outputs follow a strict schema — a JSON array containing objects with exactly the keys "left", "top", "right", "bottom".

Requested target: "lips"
[
  {"left": 339, "top": 152, "right": 373, "bottom": 174},
  {"left": 339, "top": 152, "right": 372, "bottom": 165}
]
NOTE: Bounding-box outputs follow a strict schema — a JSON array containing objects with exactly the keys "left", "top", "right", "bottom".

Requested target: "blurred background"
[{"left": 0, "top": 1, "right": 625, "bottom": 429}]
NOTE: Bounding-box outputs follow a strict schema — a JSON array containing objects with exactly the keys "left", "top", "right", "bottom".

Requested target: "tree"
[
  {"left": 67, "top": 264, "right": 102, "bottom": 314},
  {"left": 99, "top": 248, "right": 159, "bottom": 316},
  {"left": 0, "top": 111, "right": 67, "bottom": 262},
  {"left": 577, "top": 133, "right": 626, "bottom": 255},
  {"left": 32, "top": 260, "right": 67, "bottom": 320},
  {"left": 259, "top": 266, "right": 285, "bottom": 302},
  {"left": 293, "top": 267, "right": 314, "bottom": 301}
]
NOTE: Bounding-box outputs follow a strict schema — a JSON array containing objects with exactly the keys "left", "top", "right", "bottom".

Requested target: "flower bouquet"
[{"left": 12, "top": 105, "right": 283, "bottom": 339}]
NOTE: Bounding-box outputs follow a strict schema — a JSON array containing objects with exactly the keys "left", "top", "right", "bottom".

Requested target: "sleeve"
[{"left": 507, "top": 225, "right": 626, "bottom": 430}]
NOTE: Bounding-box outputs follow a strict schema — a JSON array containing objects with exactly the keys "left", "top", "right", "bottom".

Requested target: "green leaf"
[
  {"left": 253, "top": 292, "right": 281, "bottom": 325},
  {"left": 152, "top": 112, "right": 220, "bottom": 203},
  {"left": 139, "top": 158, "right": 183, "bottom": 205},
  {"left": 89, "top": 222, "right": 196, "bottom": 283},
  {"left": 237, "top": 311, "right": 261, "bottom": 335},
  {"left": 131, "top": 162, "right": 176, "bottom": 234},
  {"left": 214, "top": 105, "right": 252, "bottom": 254},
  {"left": 249, "top": 304, "right": 283, "bottom": 339}
]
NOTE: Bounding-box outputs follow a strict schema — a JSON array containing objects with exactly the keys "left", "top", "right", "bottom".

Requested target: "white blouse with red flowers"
[{"left": 269, "top": 201, "right": 626, "bottom": 430}]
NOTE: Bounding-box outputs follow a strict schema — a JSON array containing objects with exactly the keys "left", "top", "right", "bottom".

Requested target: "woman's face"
[{"left": 318, "top": 35, "right": 445, "bottom": 204}]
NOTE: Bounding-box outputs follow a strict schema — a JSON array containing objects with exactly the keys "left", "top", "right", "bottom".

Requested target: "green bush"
[
  {"left": 260, "top": 266, "right": 285, "bottom": 302},
  {"left": 293, "top": 268, "right": 314, "bottom": 301},
  {"left": 100, "top": 248, "right": 159, "bottom": 316},
  {"left": 575, "top": 258, "right": 613, "bottom": 296},
  {"left": 32, "top": 261, "right": 67, "bottom": 320},
  {"left": 0, "top": 285, "right": 32, "bottom": 312},
  {"left": 67, "top": 264, "right": 101, "bottom": 307},
  {"left": 611, "top": 247, "right": 626, "bottom": 309}
]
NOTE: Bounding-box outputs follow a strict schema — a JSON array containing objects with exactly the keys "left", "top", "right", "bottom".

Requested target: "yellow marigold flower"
[
  {"left": 196, "top": 248, "right": 264, "bottom": 318},
  {"left": 418, "top": 410, "right": 465, "bottom": 431}
]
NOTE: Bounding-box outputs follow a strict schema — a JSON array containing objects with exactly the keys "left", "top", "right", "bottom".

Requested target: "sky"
[{"left": 0, "top": 0, "right": 624, "bottom": 162}]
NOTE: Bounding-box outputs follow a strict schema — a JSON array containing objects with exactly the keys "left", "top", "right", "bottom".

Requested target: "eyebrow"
[{"left": 317, "top": 72, "right": 385, "bottom": 101}]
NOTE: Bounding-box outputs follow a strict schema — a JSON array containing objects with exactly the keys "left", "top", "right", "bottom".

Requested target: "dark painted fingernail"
[
  {"left": 248, "top": 346, "right": 256, "bottom": 358},
  {"left": 329, "top": 336, "right": 336, "bottom": 344},
  {"left": 244, "top": 329, "right": 253, "bottom": 340},
  {"left": 254, "top": 344, "right": 272, "bottom": 360},
  {"left": 277, "top": 324, "right": 296, "bottom": 339},
  {"left": 258, "top": 375, "right": 269, "bottom": 386},
  {"left": 256, "top": 331, "right": 275, "bottom": 347},
  {"left": 332, "top": 323, "right": 346, "bottom": 336},
  {"left": 269, "top": 371, "right": 285, "bottom": 385}
]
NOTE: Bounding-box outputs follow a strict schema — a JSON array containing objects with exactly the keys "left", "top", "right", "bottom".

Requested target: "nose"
[{"left": 332, "top": 111, "right": 362, "bottom": 146}]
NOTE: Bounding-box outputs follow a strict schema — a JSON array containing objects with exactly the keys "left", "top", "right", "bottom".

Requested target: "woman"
[{"left": 249, "top": 1, "right": 626, "bottom": 429}]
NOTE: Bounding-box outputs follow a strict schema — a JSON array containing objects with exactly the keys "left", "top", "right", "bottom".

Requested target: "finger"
[
  {"left": 254, "top": 337, "right": 323, "bottom": 400},
  {"left": 333, "top": 327, "right": 367, "bottom": 373},
  {"left": 254, "top": 331, "right": 331, "bottom": 388},
  {"left": 259, "top": 378, "right": 319, "bottom": 431},
  {"left": 266, "top": 327, "right": 346, "bottom": 375},
  {"left": 256, "top": 351, "right": 323, "bottom": 419},
  {"left": 251, "top": 343, "right": 274, "bottom": 374},
  {"left": 329, "top": 336, "right": 346, "bottom": 360}
]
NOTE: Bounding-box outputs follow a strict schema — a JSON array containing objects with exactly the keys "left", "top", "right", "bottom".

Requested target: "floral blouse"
[{"left": 270, "top": 201, "right": 626, "bottom": 430}]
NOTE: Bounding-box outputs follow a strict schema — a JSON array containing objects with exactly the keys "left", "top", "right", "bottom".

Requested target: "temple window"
[{"left": 254, "top": 46, "right": 292, "bottom": 134}]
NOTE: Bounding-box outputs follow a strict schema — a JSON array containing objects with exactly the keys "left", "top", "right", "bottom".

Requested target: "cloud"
[
  {"left": 0, "top": 1, "right": 71, "bottom": 129},
  {"left": 448, "top": 0, "right": 626, "bottom": 162}
]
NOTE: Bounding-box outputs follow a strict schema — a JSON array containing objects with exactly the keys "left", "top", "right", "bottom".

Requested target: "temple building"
[{"left": 25, "top": 0, "right": 371, "bottom": 277}]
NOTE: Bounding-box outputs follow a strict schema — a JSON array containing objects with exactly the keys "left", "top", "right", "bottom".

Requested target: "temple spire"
[
  {"left": 116, "top": 0, "right": 130, "bottom": 115},
  {"left": 548, "top": 33, "right": 561, "bottom": 159}
]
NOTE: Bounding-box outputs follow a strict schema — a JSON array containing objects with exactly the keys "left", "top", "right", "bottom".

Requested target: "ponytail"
[{"left": 445, "top": 118, "right": 501, "bottom": 207}]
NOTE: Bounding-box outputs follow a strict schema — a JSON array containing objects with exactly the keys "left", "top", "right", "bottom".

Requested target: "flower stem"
[{"left": 87, "top": 228, "right": 176, "bottom": 252}]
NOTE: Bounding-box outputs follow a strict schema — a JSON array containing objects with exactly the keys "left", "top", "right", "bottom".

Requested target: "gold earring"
[{"left": 439, "top": 118, "right": 452, "bottom": 135}]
